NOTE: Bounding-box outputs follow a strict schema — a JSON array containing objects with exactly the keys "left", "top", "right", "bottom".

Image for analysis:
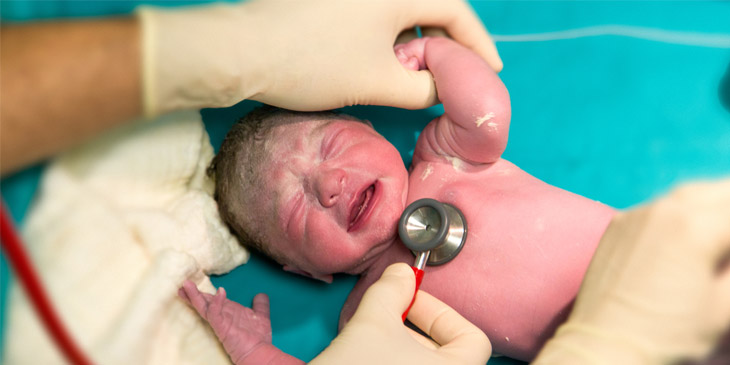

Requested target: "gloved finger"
[
  {"left": 408, "top": 290, "right": 492, "bottom": 363},
  {"left": 359, "top": 62, "right": 438, "bottom": 109},
  {"left": 692, "top": 208, "right": 730, "bottom": 267},
  {"left": 703, "top": 180, "right": 730, "bottom": 262},
  {"left": 351, "top": 263, "right": 416, "bottom": 323},
  {"left": 406, "top": 0, "right": 502, "bottom": 72},
  {"left": 405, "top": 326, "right": 441, "bottom": 350},
  {"left": 672, "top": 179, "right": 730, "bottom": 260},
  {"left": 180, "top": 280, "right": 210, "bottom": 319},
  {"left": 669, "top": 179, "right": 730, "bottom": 207},
  {"left": 178, "top": 287, "right": 190, "bottom": 303},
  {"left": 252, "top": 293, "right": 271, "bottom": 320},
  {"left": 636, "top": 180, "right": 730, "bottom": 268},
  {"left": 711, "top": 263, "right": 730, "bottom": 331}
]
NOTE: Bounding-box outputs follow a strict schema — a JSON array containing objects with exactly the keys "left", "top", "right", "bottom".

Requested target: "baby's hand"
[
  {"left": 179, "top": 280, "right": 272, "bottom": 364},
  {"left": 394, "top": 38, "right": 428, "bottom": 71}
]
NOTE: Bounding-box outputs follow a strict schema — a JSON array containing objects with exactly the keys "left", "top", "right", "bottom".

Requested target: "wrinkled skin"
[
  {"left": 185, "top": 37, "right": 615, "bottom": 363},
  {"left": 178, "top": 280, "right": 304, "bottom": 365},
  {"left": 252, "top": 116, "right": 409, "bottom": 283}
]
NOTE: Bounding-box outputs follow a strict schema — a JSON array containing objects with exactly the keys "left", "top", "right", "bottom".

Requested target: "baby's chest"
[
  {"left": 407, "top": 160, "right": 512, "bottom": 215},
  {"left": 406, "top": 159, "right": 540, "bottom": 249},
  {"left": 410, "top": 161, "right": 474, "bottom": 200},
  {"left": 407, "top": 162, "right": 493, "bottom": 242}
]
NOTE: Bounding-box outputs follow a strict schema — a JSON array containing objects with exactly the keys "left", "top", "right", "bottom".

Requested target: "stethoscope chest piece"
[{"left": 398, "top": 198, "right": 467, "bottom": 266}]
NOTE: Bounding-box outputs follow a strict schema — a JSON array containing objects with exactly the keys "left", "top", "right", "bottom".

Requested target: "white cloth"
[{"left": 4, "top": 111, "right": 248, "bottom": 365}]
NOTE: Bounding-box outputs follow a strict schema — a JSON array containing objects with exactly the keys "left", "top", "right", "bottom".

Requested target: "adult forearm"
[{"left": 1, "top": 18, "right": 141, "bottom": 175}]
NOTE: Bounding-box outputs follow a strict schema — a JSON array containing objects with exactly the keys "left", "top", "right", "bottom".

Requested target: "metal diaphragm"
[{"left": 398, "top": 198, "right": 467, "bottom": 266}]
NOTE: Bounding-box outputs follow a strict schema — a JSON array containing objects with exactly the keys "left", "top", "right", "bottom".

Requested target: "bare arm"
[
  {"left": 0, "top": 18, "right": 141, "bottom": 175},
  {"left": 408, "top": 37, "right": 511, "bottom": 166}
]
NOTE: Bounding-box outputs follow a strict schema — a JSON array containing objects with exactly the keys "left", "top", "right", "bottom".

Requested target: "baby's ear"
[{"left": 283, "top": 265, "right": 333, "bottom": 284}]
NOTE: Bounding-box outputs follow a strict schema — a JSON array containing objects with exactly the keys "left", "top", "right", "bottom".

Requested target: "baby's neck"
[
  {"left": 337, "top": 238, "right": 416, "bottom": 329},
  {"left": 361, "top": 238, "right": 415, "bottom": 278}
]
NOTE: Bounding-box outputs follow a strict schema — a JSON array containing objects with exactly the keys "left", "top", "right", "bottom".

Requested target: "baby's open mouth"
[{"left": 348, "top": 183, "right": 376, "bottom": 232}]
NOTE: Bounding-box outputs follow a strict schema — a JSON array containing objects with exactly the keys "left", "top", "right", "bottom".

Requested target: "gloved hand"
[
  {"left": 137, "top": 0, "right": 501, "bottom": 117},
  {"left": 534, "top": 179, "right": 730, "bottom": 364},
  {"left": 310, "top": 263, "right": 491, "bottom": 365}
]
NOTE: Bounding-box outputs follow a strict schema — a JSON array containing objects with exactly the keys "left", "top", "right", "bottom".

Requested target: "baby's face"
[{"left": 256, "top": 118, "right": 408, "bottom": 278}]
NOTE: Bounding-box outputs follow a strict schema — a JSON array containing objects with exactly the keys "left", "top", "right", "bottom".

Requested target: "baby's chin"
[
  {"left": 308, "top": 200, "right": 402, "bottom": 275},
  {"left": 314, "top": 229, "right": 399, "bottom": 276},
  {"left": 297, "top": 232, "right": 395, "bottom": 276}
]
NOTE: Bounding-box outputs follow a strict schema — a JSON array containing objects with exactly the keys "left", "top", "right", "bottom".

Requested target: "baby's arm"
[
  {"left": 179, "top": 281, "right": 304, "bottom": 365},
  {"left": 397, "top": 37, "right": 511, "bottom": 165}
]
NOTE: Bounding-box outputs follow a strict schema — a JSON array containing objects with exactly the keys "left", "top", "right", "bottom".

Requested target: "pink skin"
[
  {"left": 178, "top": 280, "right": 304, "bottom": 365},
  {"left": 344, "top": 37, "right": 614, "bottom": 360},
  {"left": 258, "top": 118, "right": 409, "bottom": 282},
  {"left": 183, "top": 37, "right": 616, "bottom": 362}
]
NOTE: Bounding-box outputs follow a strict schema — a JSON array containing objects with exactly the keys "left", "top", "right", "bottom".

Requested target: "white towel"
[{"left": 4, "top": 111, "right": 248, "bottom": 365}]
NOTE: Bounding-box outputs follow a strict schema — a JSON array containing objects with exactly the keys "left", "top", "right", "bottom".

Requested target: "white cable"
[{"left": 491, "top": 25, "right": 730, "bottom": 48}]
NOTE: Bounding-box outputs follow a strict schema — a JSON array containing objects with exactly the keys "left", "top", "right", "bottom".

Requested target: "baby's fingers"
[
  {"left": 207, "top": 287, "right": 227, "bottom": 320},
  {"left": 711, "top": 263, "right": 730, "bottom": 333},
  {"left": 252, "top": 293, "right": 271, "bottom": 320},
  {"left": 178, "top": 287, "right": 190, "bottom": 303},
  {"left": 180, "top": 280, "right": 210, "bottom": 319}
]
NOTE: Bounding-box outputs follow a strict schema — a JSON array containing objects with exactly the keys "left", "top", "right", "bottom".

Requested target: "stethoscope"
[
  {"left": 397, "top": 198, "right": 467, "bottom": 320},
  {"left": 1, "top": 202, "right": 93, "bottom": 365}
]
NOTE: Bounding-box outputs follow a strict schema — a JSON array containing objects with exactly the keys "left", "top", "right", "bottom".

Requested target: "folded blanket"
[{"left": 4, "top": 111, "right": 248, "bottom": 364}]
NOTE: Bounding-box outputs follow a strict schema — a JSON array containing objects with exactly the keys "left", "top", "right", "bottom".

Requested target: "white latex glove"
[
  {"left": 310, "top": 263, "right": 491, "bottom": 365},
  {"left": 137, "top": 0, "right": 501, "bottom": 117},
  {"left": 534, "top": 179, "right": 730, "bottom": 364}
]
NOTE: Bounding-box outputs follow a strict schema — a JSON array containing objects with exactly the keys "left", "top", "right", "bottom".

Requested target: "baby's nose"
[{"left": 314, "top": 168, "right": 346, "bottom": 208}]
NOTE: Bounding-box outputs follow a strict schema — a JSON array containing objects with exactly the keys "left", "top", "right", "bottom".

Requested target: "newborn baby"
[{"left": 181, "top": 37, "right": 615, "bottom": 362}]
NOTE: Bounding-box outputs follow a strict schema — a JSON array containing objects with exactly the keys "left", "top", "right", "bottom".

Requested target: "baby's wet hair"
[{"left": 209, "top": 105, "right": 282, "bottom": 260}]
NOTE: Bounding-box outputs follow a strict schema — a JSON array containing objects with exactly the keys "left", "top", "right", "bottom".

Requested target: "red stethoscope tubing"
[
  {"left": 401, "top": 266, "right": 425, "bottom": 322},
  {"left": 0, "top": 201, "right": 94, "bottom": 365}
]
